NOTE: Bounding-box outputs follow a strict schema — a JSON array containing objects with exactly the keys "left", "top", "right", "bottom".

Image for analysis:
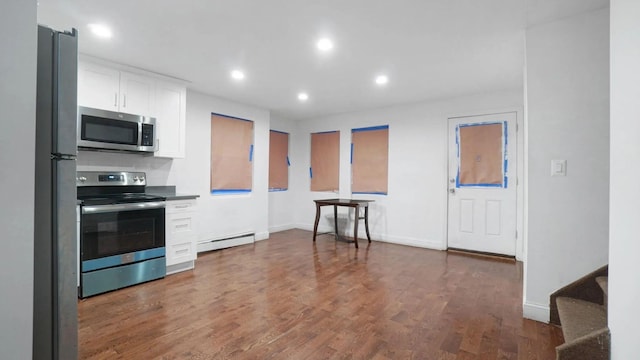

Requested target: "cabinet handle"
[
  {"left": 176, "top": 248, "right": 189, "bottom": 254},
  {"left": 123, "top": 94, "right": 127, "bottom": 108},
  {"left": 175, "top": 205, "right": 189, "bottom": 209},
  {"left": 114, "top": 93, "right": 118, "bottom": 107},
  {"left": 176, "top": 223, "right": 189, "bottom": 228}
]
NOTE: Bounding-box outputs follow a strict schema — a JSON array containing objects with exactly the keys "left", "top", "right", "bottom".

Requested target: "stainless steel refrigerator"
[{"left": 33, "top": 25, "right": 78, "bottom": 360}]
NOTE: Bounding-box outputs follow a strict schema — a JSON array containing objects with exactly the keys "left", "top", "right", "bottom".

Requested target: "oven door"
[{"left": 80, "top": 201, "right": 165, "bottom": 272}]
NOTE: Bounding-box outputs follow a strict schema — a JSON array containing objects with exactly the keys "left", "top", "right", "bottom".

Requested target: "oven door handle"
[{"left": 82, "top": 201, "right": 165, "bottom": 214}]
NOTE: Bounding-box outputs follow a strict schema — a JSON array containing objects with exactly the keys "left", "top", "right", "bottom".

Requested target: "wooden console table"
[{"left": 312, "top": 198, "right": 373, "bottom": 248}]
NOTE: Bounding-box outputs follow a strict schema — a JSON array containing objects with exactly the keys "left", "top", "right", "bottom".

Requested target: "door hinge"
[
  {"left": 516, "top": 231, "right": 518, "bottom": 239},
  {"left": 516, "top": 123, "right": 519, "bottom": 132}
]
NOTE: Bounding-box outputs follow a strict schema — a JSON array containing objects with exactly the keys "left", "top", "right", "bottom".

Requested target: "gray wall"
[
  {"left": 524, "top": 7, "right": 610, "bottom": 321},
  {"left": 0, "top": 1, "right": 37, "bottom": 358},
  {"left": 610, "top": 0, "right": 640, "bottom": 358}
]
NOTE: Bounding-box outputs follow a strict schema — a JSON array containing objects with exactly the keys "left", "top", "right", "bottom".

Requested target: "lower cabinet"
[{"left": 165, "top": 199, "right": 198, "bottom": 275}]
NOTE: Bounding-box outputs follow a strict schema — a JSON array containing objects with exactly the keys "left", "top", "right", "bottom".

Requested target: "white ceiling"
[{"left": 36, "top": 0, "right": 608, "bottom": 120}]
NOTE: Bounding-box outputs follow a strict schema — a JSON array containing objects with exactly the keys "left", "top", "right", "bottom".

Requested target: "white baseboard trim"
[
  {"left": 293, "top": 224, "right": 445, "bottom": 251},
  {"left": 375, "top": 235, "right": 445, "bottom": 251},
  {"left": 268, "top": 224, "right": 296, "bottom": 233},
  {"left": 197, "top": 234, "right": 254, "bottom": 253},
  {"left": 523, "top": 301, "right": 550, "bottom": 323},
  {"left": 255, "top": 231, "right": 269, "bottom": 241}
]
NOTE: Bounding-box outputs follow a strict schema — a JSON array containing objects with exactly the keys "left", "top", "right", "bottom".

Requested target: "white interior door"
[{"left": 447, "top": 112, "right": 517, "bottom": 256}]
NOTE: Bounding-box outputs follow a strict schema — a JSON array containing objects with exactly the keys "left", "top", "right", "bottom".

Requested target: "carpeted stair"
[{"left": 550, "top": 265, "right": 610, "bottom": 360}]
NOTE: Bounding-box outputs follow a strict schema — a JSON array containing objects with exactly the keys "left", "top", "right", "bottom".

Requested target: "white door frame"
[{"left": 444, "top": 108, "right": 524, "bottom": 261}]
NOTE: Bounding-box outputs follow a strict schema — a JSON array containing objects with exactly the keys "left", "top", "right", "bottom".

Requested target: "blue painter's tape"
[
  {"left": 456, "top": 121, "right": 511, "bottom": 188},
  {"left": 211, "top": 112, "right": 253, "bottom": 123},
  {"left": 455, "top": 126, "right": 461, "bottom": 188},
  {"left": 352, "top": 191, "right": 387, "bottom": 195},
  {"left": 211, "top": 189, "right": 252, "bottom": 195},
  {"left": 503, "top": 121, "right": 508, "bottom": 188},
  {"left": 270, "top": 129, "right": 289, "bottom": 135},
  {"left": 350, "top": 143, "right": 354, "bottom": 164},
  {"left": 269, "top": 188, "right": 288, "bottom": 192},
  {"left": 458, "top": 121, "right": 503, "bottom": 128},
  {"left": 249, "top": 144, "right": 254, "bottom": 161},
  {"left": 458, "top": 183, "right": 503, "bottom": 188},
  {"left": 309, "top": 167, "right": 313, "bottom": 178},
  {"left": 286, "top": 156, "right": 290, "bottom": 166},
  {"left": 352, "top": 125, "right": 389, "bottom": 133}
]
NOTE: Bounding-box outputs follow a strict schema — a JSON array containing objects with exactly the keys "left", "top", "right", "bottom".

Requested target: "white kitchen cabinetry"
[
  {"left": 77, "top": 62, "right": 120, "bottom": 111},
  {"left": 165, "top": 199, "right": 198, "bottom": 275},
  {"left": 153, "top": 81, "right": 187, "bottom": 158},
  {"left": 78, "top": 60, "right": 187, "bottom": 159},
  {"left": 78, "top": 62, "right": 153, "bottom": 115},
  {"left": 118, "top": 72, "right": 154, "bottom": 116}
]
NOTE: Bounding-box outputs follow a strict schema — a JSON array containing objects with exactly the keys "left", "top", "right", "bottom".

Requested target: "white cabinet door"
[
  {"left": 78, "top": 62, "right": 120, "bottom": 111},
  {"left": 154, "top": 81, "right": 186, "bottom": 158},
  {"left": 119, "top": 71, "right": 153, "bottom": 116}
]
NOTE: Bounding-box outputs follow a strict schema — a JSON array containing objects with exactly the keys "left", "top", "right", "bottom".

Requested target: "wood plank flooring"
[{"left": 78, "top": 229, "right": 563, "bottom": 359}]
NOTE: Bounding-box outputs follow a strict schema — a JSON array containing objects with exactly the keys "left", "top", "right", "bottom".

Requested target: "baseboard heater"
[{"left": 197, "top": 233, "right": 254, "bottom": 253}]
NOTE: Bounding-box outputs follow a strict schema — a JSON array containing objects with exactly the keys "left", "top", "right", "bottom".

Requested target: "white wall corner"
[
  {"left": 523, "top": 301, "right": 550, "bottom": 323},
  {"left": 254, "top": 231, "right": 270, "bottom": 241}
]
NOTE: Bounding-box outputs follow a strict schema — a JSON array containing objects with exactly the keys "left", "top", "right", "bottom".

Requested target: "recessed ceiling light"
[
  {"left": 87, "top": 24, "right": 112, "bottom": 39},
  {"left": 316, "top": 38, "right": 334, "bottom": 51},
  {"left": 375, "top": 75, "right": 389, "bottom": 85},
  {"left": 231, "top": 70, "right": 245, "bottom": 80},
  {"left": 298, "top": 92, "right": 309, "bottom": 101}
]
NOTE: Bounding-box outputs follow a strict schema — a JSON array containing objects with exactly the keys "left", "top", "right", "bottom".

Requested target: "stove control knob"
[
  {"left": 78, "top": 176, "right": 87, "bottom": 182},
  {"left": 133, "top": 176, "right": 139, "bottom": 182},
  {"left": 139, "top": 177, "right": 145, "bottom": 183}
]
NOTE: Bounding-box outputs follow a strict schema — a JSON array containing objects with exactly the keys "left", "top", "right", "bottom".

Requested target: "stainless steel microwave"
[{"left": 77, "top": 106, "right": 156, "bottom": 153}]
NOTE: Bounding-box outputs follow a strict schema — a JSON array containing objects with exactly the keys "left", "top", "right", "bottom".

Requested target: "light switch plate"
[{"left": 551, "top": 159, "right": 567, "bottom": 176}]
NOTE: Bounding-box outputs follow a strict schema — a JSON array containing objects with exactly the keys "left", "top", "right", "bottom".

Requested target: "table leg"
[
  {"left": 364, "top": 206, "right": 371, "bottom": 242},
  {"left": 313, "top": 203, "right": 321, "bottom": 242},
  {"left": 353, "top": 205, "right": 359, "bottom": 248},
  {"left": 333, "top": 205, "right": 338, "bottom": 240}
]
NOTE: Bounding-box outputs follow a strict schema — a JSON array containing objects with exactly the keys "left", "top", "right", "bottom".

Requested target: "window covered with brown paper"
[
  {"left": 351, "top": 126, "right": 388, "bottom": 194},
  {"left": 459, "top": 123, "right": 503, "bottom": 186},
  {"left": 269, "top": 130, "right": 289, "bottom": 191},
  {"left": 210, "top": 114, "right": 254, "bottom": 193},
  {"left": 310, "top": 131, "right": 340, "bottom": 192}
]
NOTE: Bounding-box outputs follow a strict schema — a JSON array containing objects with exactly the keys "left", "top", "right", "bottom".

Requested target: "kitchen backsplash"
[{"left": 77, "top": 150, "right": 176, "bottom": 186}]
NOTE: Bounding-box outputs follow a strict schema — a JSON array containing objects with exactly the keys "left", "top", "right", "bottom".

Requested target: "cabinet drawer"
[
  {"left": 168, "top": 214, "right": 194, "bottom": 235},
  {"left": 166, "top": 199, "right": 197, "bottom": 214},
  {"left": 166, "top": 241, "right": 195, "bottom": 265}
]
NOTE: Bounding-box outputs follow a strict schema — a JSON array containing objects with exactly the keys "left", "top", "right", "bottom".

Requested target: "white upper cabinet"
[
  {"left": 78, "top": 59, "right": 187, "bottom": 159},
  {"left": 78, "top": 62, "right": 120, "bottom": 111},
  {"left": 153, "top": 80, "right": 186, "bottom": 158},
  {"left": 78, "top": 62, "right": 153, "bottom": 116},
  {"left": 118, "top": 72, "right": 154, "bottom": 116}
]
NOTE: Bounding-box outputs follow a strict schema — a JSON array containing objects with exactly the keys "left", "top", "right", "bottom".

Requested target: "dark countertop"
[{"left": 146, "top": 185, "right": 199, "bottom": 201}]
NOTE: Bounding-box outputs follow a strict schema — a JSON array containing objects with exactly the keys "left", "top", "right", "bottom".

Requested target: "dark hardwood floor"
[{"left": 78, "top": 229, "right": 563, "bottom": 359}]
